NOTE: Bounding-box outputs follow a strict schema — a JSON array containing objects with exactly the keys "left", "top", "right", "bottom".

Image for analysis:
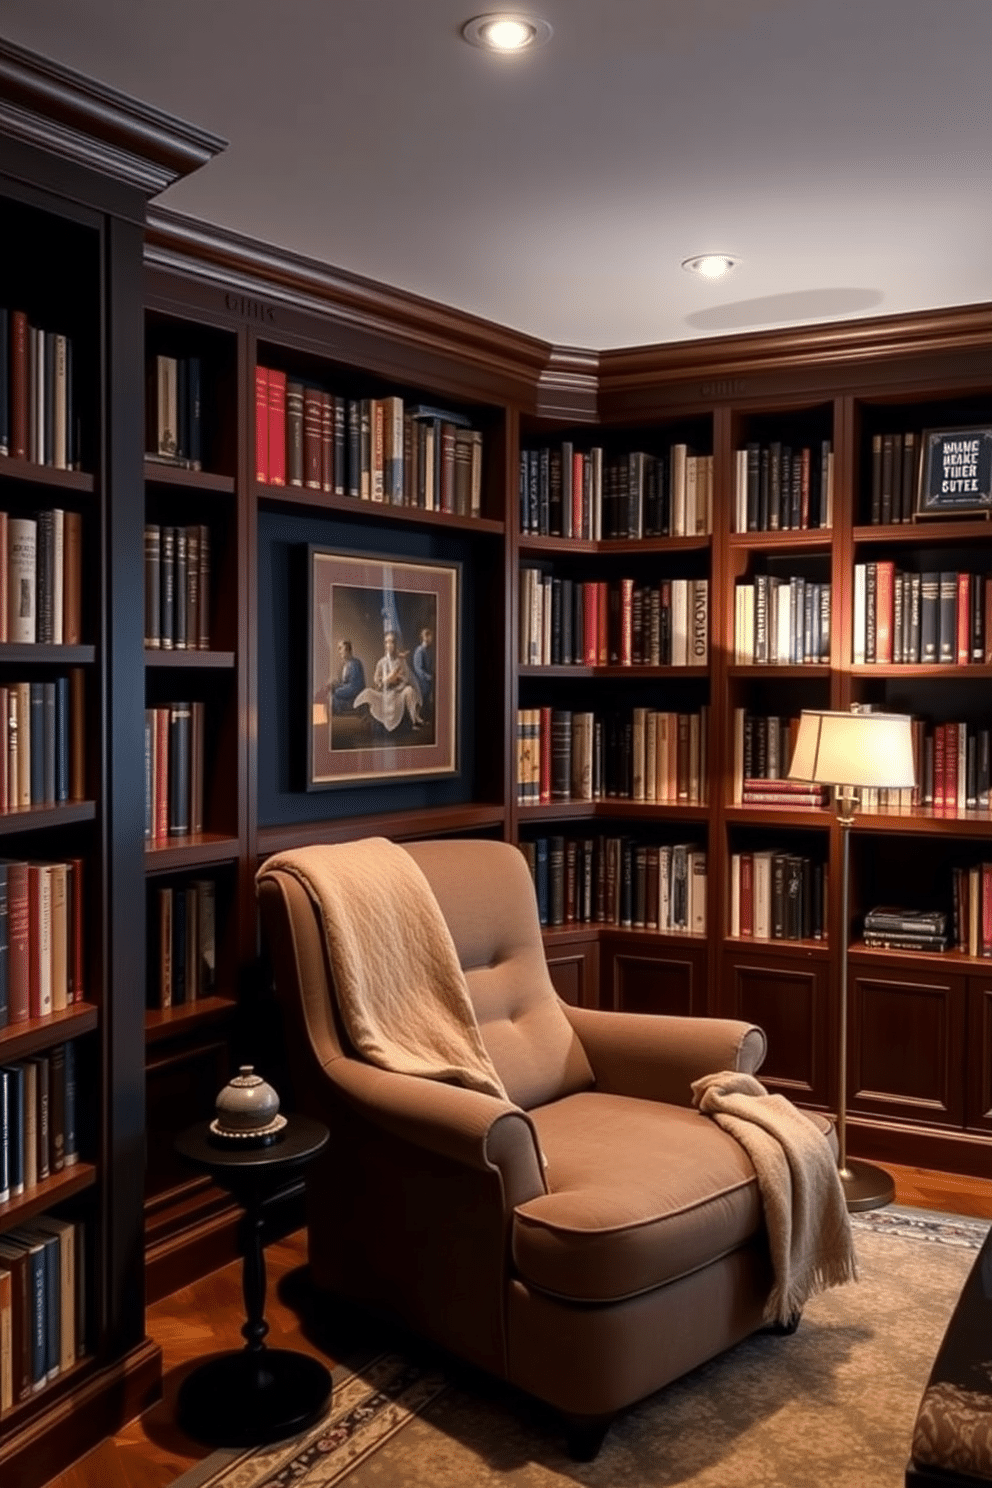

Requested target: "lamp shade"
[{"left": 787, "top": 709, "right": 916, "bottom": 790}]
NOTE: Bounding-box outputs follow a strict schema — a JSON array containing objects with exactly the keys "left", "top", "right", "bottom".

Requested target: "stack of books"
[{"left": 862, "top": 906, "right": 948, "bottom": 952}]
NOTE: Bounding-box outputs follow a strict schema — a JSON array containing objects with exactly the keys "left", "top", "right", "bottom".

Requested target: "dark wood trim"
[
  {"left": 256, "top": 803, "right": 506, "bottom": 859},
  {"left": 0, "top": 38, "right": 225, "bottom": 197},
  {"left": 0, "top": 1337, "right": 161, "bottom": 1488}
]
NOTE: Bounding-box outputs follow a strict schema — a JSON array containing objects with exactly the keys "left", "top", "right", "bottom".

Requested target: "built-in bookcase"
[{"left": 0, "top": 37, "right": 225, "bottom": 1488}]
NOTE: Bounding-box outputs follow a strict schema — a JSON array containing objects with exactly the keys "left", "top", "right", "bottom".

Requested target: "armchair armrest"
[
  {"left": 327, "top": 1056, "right": 547, "bottom": 1209},
  {"left": 563, "top": 1006, "right": 767, "bottom": 1107}
]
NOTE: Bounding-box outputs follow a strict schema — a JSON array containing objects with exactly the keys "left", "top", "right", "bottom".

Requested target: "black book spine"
[
  {"left": 971, "top": 572, "right": 984, "bottom": 662},
  {"left": 186, "top": 355, "right": 202, "bottom": 470},
  {"left": 160, "top": 526, "right": 175, "bottom": 649},
  {"left": 745, "top": 443, "right": 760, "bottom": 531},
  {"left": 29, "top": 682, "right": 44, "bottom": 805},
  {"left": 167, "top": 703, "right": 191, "bottom": 835},
  {"left": 901, "top": 431, "right": 917, "bottom": 522},
  {"left": 938, "top": 571, "right": 957, "bottom": 664}
]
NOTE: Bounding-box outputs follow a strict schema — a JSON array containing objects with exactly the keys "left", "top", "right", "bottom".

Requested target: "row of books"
[
  {"left": 255, "top": 370, "right": 484, "bottom": 515},
  {"left": 521, "top": 835, "right": 707, "bottom": 932},
  {"left": 517, "top": 707, "right": 708, "bottom": 807},
  {"left": 951, "top": 870, "right": 992, "bottom": 957},
  {"left": 143, "top": 523, "right": 212, "bottom": 651},
  {"left": 0, "top": 310, "right": 79, "bottom": 471},
  {"left": 519, "top": 443, "right": 713, "bottom": 540},
  {"left": 1, "top": 510, "right": 83, "bottom": 645},
  {"left": 733, "top": 440, "right": 834, "bottom": 532},
  {"left": 730, "top": 709, "right": 829, "bottom": 807},
  {"left": 147, "top": 353, "right": 202, "bottom": 470},
  {"left": 0, "top": 1042, "right": 77, "bottom": 1200},
  {"left": 519, "top": 571, "right": 709, "bottom": 668},
  {"left": 867, "top": 431, "right": 919, "bottom": 525},
  {"left": 143, "top": 703, "right": 205, "bottom": 841},
  {"left": 0, "top": 1215, "right": 85, "bottom": 1413},
  {"left": 852, "top": 565, "right": 992, "bottom": 665},
  {"left": 729, "top": 850, "right": 827, "bottom": 941},
  {"left": 148, "top": 879, "right": 217, "bottom": 1010},
  {"left": 862, "top": 906, "right": 948, "bottom": 952},
  {"left": 734, "top": 576, "right": 831, "bottom": 664},
  {"left": 0, "top": 675, "right": 85, "bottom": 812},
  {"left": 0, "top": 859, "right": 85, "bottom": 1026}
]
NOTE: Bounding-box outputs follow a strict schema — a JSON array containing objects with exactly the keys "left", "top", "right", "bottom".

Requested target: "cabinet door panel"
[
  {"left": 545, "top": 937, "right": 599, "bottom": 1008},
  {"left": 849, "top": 964, "right": 966, "bottom": 1128},
  {"left": 966, "top": 976, "right": 992, "bottom": 1134},
  {"left": 722, "top": 954, "right": 828, "bottom": 1106},
  {"left": 605, "top": 942, "right": 708, "bottom": 1017}
]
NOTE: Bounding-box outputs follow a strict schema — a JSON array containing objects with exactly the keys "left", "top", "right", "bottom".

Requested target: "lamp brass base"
[{"left": 839, "top": 1158, "right": 895, "bottom": 1213}]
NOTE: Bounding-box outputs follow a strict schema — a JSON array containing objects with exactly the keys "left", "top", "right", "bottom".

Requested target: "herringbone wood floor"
[{"left": 40, "top": 1162, "right": 992, "bottom": 1488}]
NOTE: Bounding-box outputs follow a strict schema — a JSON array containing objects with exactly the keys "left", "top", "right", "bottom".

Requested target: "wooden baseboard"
[{"left": 0, "top": 1336, "right": 162, "bottom": 1488}]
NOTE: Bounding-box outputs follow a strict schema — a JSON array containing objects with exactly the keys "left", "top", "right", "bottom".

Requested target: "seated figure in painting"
[
  {"left": 329, "top": 639, "right": 367, "bottom": 715},
  {"left": 355, "top": 630, "right": 423, "bottom": 733}
]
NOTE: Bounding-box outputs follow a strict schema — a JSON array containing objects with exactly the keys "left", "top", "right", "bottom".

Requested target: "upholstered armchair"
[{"left": 257, "top": 837, "right": 823, "bottom": 1456}]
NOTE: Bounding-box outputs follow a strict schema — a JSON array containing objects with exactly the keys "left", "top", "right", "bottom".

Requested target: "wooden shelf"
[
  {"left": 852, "top": 807, "right": 992, "bottom": 837},
  {"left": 518, "top": 533, "right": 711, "bottom": 556},
  {"left": 256, "top": 482, "right": 503, "bottom": 534},
  {"left": 725, "top": 804, "right": 832, "bottom": 828},
  {"left": 520, "top": 664, "right": 709, "bottom": 680},
  {"left": 144, "top": 460, "right": 234, "bottom": 493},
  {"left": 726, "top": 664, "right": 831, "bottom": 680},
  {"left": 0, "top": 643, "right": 95, "bottom": 665},
  {"left": 0, "top": 1162, "right": 97, "bottom": 1231},
  {"left": 145, "top": 834, "right": 241, "bottom": 873},
  {"left": 847, "top": 662, "right": 992, "bottom": 679},
  {"left": 0, "top": 1002, "right": 98, "bottom": 1061},
  {"left": 728, "top": 529, "right": 833, "bottom": 552},
  {"left": 853, "top": 519, "right": 992, "bottom": 546},
  {"left": 256, "top": 803, "right": 506, "bottom": 858},
  {"left": 724, "top": 935, "right": 830, "bottom": 958},
  {"left": 519, "top": 800, "right": 709, "bottom": 823},
  {"left": 145, "top": 648, "right": 235, "bottom": 669},
  {"left": 0, "top": 456, "right": 94, "bottom": 494},
  {"left": 0, "top": 801, "right": 96, "bottom": 835},
  {"left": 145, "top": 994, "right": 237, "bottom": 1045}
]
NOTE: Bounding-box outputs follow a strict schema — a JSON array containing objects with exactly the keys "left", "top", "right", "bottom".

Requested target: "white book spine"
[{"left": 8, "top": 517, "right": 37, "bottom": 643}]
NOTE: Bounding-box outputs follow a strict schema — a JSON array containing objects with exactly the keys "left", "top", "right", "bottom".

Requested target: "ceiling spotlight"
[
  {"left": 461, "top": 14, "right": 553, "bottom": 52},
  {"left": 682, "top": 255, "right": 740, "bottom": 280}
]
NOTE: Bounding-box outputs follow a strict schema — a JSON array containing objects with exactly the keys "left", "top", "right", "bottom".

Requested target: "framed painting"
[
  {"left": 915, "top": 427, "right": 992, "bottom": 518},
  {"left": 307, "top": 547, "right": 460, "bottom": 788}
]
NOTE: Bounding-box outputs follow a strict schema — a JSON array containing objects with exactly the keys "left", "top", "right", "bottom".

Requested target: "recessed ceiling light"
[
  {"left": 682, "top": 254, "right": 740, "bottom": 280},
  {"left": 461, "top": 14, "right": 553, "bottom": 52}
]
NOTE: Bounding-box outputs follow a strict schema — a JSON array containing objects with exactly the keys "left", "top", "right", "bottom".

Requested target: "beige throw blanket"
[
  {"left": 260, "top": 839, "right": 508, "bottom": 1101},
  {"left": 692, "top": 1070, "right": 857, "bottom": 1325}
]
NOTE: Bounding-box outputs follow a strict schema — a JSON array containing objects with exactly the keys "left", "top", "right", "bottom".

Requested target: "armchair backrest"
[
  {"left": 402, "top": 839, "right": 593, "bottom": 1109},
  {"left": 257, "top": 837, "right": 593, "bottom": 1111}
]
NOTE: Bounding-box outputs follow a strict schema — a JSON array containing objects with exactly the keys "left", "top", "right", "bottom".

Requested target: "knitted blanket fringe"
[{"left": 692, "top": 1070, "right": 858, "bottom": 1325}]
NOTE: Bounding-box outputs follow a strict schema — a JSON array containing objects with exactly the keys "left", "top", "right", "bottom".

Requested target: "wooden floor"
[{"left": 41, "top": 1161, "right": 992, "bottom": 1488}]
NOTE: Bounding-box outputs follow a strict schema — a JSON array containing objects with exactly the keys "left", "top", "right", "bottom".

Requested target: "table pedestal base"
[{"left": 178, "top": 1347, "right": 332, "bottom": 1447}]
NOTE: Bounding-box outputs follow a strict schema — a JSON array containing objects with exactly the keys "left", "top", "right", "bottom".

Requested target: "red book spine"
[
  {"left": 597, "top": 581, "right": 609, "bottom": 664},
  {"left": 583, "top": 582, "right": 598, "bottom": 666},
  {"left": 982, "top": 863, "right": 992, "bottom": 956},
  {"left": 154, "top": 707, "right": 169, "bottom": 842},
  {"left": 620, "top": 577, "right": 634, "bottom": 665},
  {"left": 267, "top": 369, "right": 286, "bottom": 486},
  {"left": 875, "top": 561, "right": 894, "bottom": 663},
  {"left": 539, "top": 705, "right": 552, "bottom": 805},
  {"left": 944, "top": 721, "right": 959, "bottom": 812},
  {"left": 933, "top": 724, "right": 946, "bottom": 809},
  {"left": 739, "top": 853, "right": 754, "bottom": 937},
  {"left": 11, "top": 310, "right": 28, "bottom": 460},
  {"left": 957, "top": 573, "right": 971, "bottom": 665},
  {"left": 254, "top": 365, "right": 268, "bottom": 483},
  {"left": 6, "top": 860, "right": 29, "bottom": 1021},
  {"left": 572, "top": 452, "right": 584, "bottom": 539}
]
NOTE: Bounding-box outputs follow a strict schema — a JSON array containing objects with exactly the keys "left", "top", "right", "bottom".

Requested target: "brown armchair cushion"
[{"left": 512, "top": 1093, "right": 765, "bottom": 1302}]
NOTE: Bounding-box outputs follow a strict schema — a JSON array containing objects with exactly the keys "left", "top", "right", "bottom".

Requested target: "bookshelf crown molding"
[{"left": 0, "top": 38, "right": 226, "bottom": 196}]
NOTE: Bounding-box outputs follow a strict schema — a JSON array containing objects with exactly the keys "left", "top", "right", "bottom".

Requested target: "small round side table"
[{"left": 174, "top": 1112, "right": 331, "bottom": 1447}]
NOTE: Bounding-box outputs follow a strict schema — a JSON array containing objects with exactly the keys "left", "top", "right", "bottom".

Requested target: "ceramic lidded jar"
[{"left": 214, "top": 1065, "right": 281, "bottom": 1135}]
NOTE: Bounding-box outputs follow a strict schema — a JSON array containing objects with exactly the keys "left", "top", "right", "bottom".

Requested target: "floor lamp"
[{"left": 788, "top": 707, "right": 916, "bottom": 1212}]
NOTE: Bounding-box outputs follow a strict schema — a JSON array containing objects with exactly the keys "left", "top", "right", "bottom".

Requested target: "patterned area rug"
[{"left": 170, "top": 1208, "right": 990, "bottom": 1488}]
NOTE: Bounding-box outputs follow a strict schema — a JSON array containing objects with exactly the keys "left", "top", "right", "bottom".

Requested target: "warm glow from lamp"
[
  {"left": 788, "top": 709, "right": 915, "bottom": 792},
  {"left": 461, "top": 14, "right": 552, "bottom": 51}
]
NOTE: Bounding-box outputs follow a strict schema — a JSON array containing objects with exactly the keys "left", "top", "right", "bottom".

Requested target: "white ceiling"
[{"left": 5, "top": 0, "right": 992, "bottom": 351}]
